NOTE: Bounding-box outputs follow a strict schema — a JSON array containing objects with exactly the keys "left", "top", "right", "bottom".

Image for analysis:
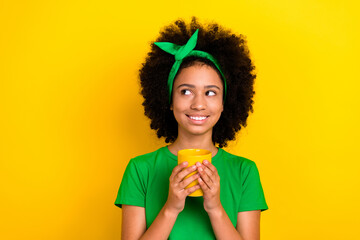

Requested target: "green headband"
[{"left": 154, "top": 29, "right": 227, "bottom": 103}]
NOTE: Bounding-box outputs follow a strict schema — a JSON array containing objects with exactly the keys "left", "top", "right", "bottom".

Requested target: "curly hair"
[{"left": 139, "top": 17, "right": 256, "bottom": 148}]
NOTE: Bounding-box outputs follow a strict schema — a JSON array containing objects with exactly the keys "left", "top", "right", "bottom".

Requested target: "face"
[{"left": 171, "top": 64, "right": 224, "bottom": 138}]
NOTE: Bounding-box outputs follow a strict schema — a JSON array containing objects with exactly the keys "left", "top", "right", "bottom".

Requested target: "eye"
[
  {"left": 206, "top": 90, "right": 216, "bottom": 96},
  {"left": 181, "top": 89, "right": 192, "bottom": 95}
]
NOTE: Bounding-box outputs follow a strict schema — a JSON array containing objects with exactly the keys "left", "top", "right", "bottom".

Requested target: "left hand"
[{"left": 196, "top": 160, "right": 221, "bottom": 213}]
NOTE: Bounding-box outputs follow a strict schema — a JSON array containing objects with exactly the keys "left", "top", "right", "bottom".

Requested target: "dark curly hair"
[{"left": 139, "top": 17, "right": 256, "bottom": 148}]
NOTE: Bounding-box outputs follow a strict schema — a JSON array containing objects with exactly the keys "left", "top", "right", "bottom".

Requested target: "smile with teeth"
[{"left": 187, "top": 115, "right": 209, "bottom": 121}]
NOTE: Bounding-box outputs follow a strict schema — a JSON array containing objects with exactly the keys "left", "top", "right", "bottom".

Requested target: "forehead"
[{"left": 173, "top": 64, "right": 223, "bottom": 88}]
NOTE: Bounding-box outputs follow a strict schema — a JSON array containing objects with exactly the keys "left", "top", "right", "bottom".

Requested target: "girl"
[{"left": 115, "top": 17, "right": 268, "bottom": 240}]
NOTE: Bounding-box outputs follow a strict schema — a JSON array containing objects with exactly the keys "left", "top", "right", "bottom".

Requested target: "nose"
[{"left": 190, "top": 94, "right": 206, "bottom": 110}]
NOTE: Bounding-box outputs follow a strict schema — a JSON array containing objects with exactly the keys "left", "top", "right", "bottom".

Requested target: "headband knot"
[
  {"left": 154, "top": 29, "right": 227, "bottom": 103},
  {"left": 174, "top": 46, "right": 187, "bottom": 61}
]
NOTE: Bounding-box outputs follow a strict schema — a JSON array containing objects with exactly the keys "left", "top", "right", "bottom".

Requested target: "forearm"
[
  {"left": 139, "top": 204, "right": 178, "bottom": 240},
  {"left": 207, "top": 205, "right": 243, "bottom": 240}
]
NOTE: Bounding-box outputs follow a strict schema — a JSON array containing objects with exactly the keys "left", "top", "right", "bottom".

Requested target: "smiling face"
[{"left": 171, "top": 63, "right": 224, "bottom": 139}]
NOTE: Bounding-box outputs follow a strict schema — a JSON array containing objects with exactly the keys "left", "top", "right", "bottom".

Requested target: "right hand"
[{"left": 165, "top": 162, "right": 200, "bottom": 214}]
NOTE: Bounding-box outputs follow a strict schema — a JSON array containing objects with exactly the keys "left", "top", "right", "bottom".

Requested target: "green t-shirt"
[{"left": 115, "top": 146, "right": 268, "bottom": 239}]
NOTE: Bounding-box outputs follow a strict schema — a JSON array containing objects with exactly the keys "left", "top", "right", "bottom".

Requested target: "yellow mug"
[{"left": 177, "top": 149, "right": 212, "bottom": 197}]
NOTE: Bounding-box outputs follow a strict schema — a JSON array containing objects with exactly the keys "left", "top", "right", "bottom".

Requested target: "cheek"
[
  {"left": 171, "top": 105, "right": 184, "bottom": 121},
  {"left": 210, "top": 101, "right": 224, "bottom": 114}
]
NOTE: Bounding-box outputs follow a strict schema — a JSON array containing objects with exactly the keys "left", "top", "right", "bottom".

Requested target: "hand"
[
  {"left": 196, "top": 160, "right": 222, "bottom": 213},
  {"left": 165, "top": 162, "right": 201, "bottom": 215}
]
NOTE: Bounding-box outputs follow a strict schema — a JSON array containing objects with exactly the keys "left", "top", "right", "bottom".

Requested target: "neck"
[{"left": 167, "top": 130, "right": 218, "bottom": 156}]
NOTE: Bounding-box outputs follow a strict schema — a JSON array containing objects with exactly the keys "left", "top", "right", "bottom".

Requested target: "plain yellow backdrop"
[{"left": 1, "top": 0, "right": 359, "bottom": 239}]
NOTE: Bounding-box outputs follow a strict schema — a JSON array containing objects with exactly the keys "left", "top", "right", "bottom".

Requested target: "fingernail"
[
  {"left": 203, "top": 160, "right": 209, "bottom": 164},
  {"left": 183, "top": 162, "right": 188, "bottom": 166},
  {"left": 192, "top": 165, "right": 196, "bottom": 170},
  {"left": 196, "top": 162, "right": 201, "bottom": 167},
  {"left": 198, "top": 167, "right": 203, "bottom": 172}
]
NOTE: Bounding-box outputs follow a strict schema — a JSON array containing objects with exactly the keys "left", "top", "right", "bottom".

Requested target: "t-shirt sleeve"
[
  {"left": 238, "top": 161, "right": 269, "bottom": 212},
  {"left": 114, "top": 159, "right": 146, "bottom": 208}
]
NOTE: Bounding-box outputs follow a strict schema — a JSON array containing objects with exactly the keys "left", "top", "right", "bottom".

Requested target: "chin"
[{"left": 184, "top": 127, "right": 213, "bottom": 136}]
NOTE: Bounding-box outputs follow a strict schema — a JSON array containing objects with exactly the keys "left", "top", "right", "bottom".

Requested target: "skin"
[{"left": 121, "top": 63, "right": 261, "bottom": 240}]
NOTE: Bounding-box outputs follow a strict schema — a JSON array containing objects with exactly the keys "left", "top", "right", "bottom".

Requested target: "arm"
[
  {"left": 197, "top": 161, "right": 261, "bottom": 240},
  {"left": 197, "top": 160, "right": 243, "bottom": 239},
  {"left": 207, "top": 205, "right": 243, "bottom": 240},
  {"left": 121, "top": 204, "right": 178, "bottom": 240},
  {"left": 236, "top": 210, "right": 261, "bottom": 240},
  {"left": 206, "top": 204, "right": 261, "bottom": 240},
  {"left": 121, "top": 205, "right": 146, "bottom": 240},
  {"left": 121, "top": 162, "right": 201, "bottom": 240}
]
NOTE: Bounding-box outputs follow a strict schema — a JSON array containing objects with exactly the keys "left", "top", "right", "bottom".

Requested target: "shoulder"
[
  {"left": 220, "top": 149, "right": 256, "bottom": 169},
  {"left": 127, "top": 146, "right": 171, "bottom": 170},
  {"left": 216, "top": 149, "right": 260, "bottom": 181},
  {"left": 218, "top": 150, "right": 266, "bottom": 193},
  {"left": 130, "top": 147, "right": 165, "bottom": 163},
  {"left": 122, "top": 148, "right": 166, "bottom": 182}
]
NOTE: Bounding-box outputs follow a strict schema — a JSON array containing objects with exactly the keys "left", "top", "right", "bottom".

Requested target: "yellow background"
[{"left": 1, "top": 0, "right": 359, "bottom": 239}]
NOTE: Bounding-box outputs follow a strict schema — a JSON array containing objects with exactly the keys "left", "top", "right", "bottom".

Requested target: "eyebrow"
[{"left": 177, "top": 84, "right": 221, "bottom": 90}]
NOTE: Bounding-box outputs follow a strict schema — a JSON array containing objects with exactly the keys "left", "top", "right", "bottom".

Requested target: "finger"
[
  {"left": 201, "top": 161, "right": 219, "bottom": 183},
  {"left": 198, "top": 177, "right": 210, "bottom": 191},
  {"left": 185, "top": 184, "right": 201, "bottom": 196},
  {"left": 202, "top": 160, "right": 218, "bottom": 177},
  {"left": 198, "top": 167, "right": 212, "bottom": 189},
  {"left": 175, "top": 165, "right": 197, "bottom": 183},
  {"left": 200, "top": 164, "right": 216, "bottom": 183},
  {"left": 180, "top": 173, "right": 200, "bottom": 189},
  {"left": 170, "top": 162, "right": 188, "bottom": 181},
  {"left": 196, "top": 162, "right": 214, "bottom": 185}
]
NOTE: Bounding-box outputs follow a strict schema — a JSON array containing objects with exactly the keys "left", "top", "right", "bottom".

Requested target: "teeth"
[{"left": 189, "top": 116, "right": 207, "bottom": 121}]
